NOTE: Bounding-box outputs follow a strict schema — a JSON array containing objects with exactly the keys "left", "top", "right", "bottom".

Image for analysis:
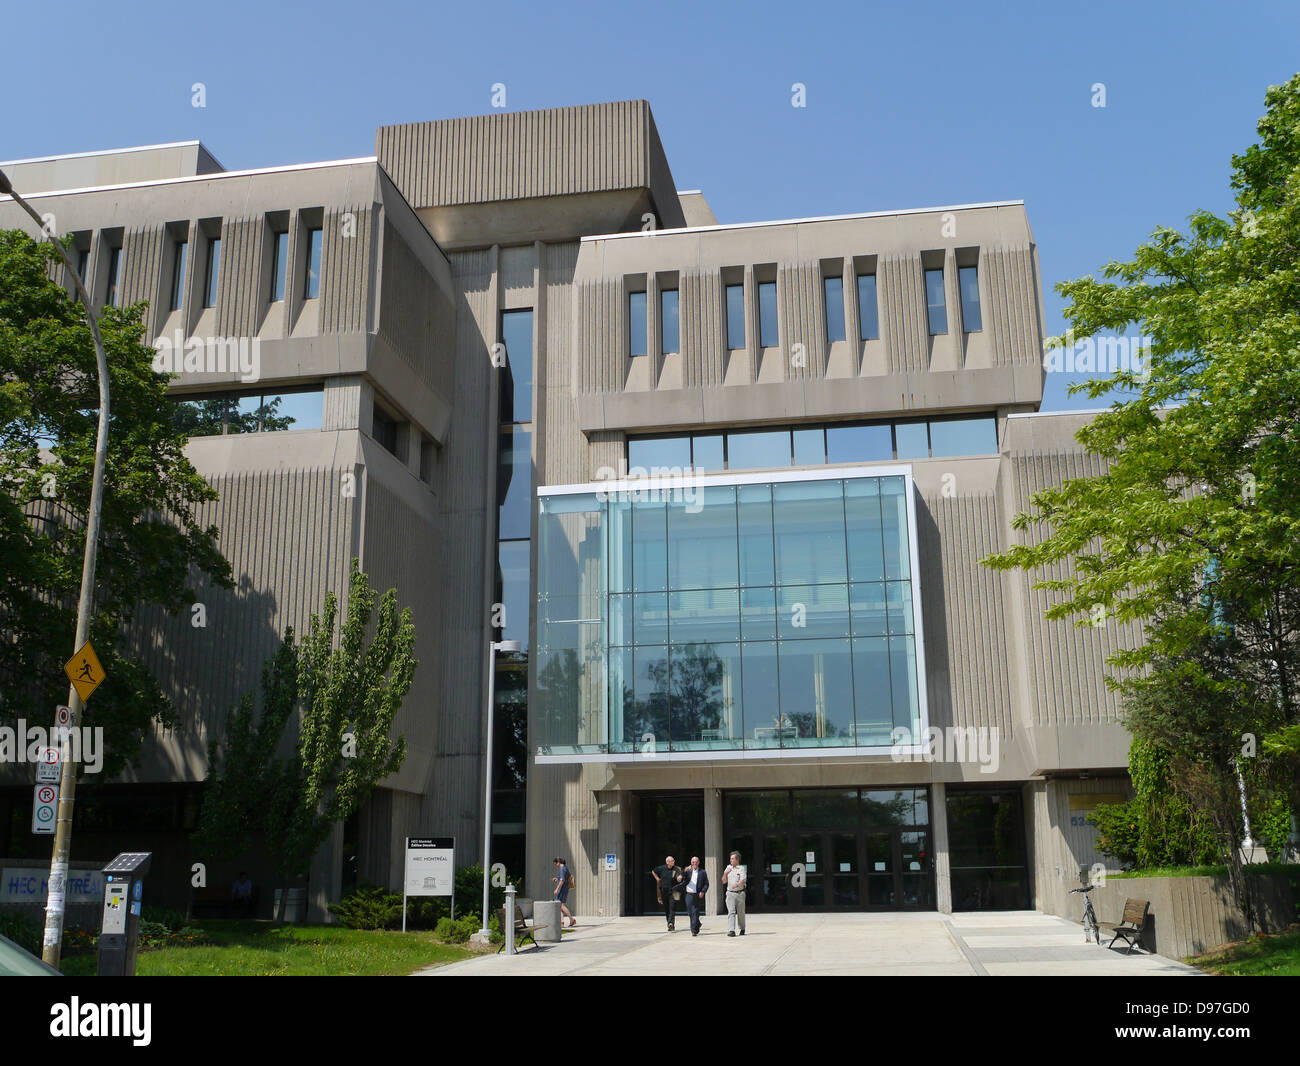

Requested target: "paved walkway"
[{"left": 414, "top": 911, "right": 1202, "bottom": 976}]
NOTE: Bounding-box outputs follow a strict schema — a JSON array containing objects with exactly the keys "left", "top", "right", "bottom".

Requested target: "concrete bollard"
[
  {"left": 533, "top": 899, "right": 562, "bottom": 942},
  {"left": 504, "top": 884, "right": 516, "bottom": 956}
]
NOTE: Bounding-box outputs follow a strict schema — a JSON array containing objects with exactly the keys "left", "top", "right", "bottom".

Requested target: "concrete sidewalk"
[{"left": 413, "top": 911, "right": 1202, "bottom": 976}]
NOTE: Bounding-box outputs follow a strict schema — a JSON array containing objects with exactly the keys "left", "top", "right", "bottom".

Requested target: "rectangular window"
[
  {"left": 500, "top": 309, "right": 533, "bottom": 425},
  {"left": 105, "top": 247, "right": 121, "bottom": 307},
  {"left": 857, "top": 273, "right": 879, "bottom": 341},
  {"left": 928, "top": 416, "right": 996, "bottom": 456},
  {"left": 270, "top": 231, "right": 289, "bottom": 302},
  {"left": 203, "top": 237, "right": 221, "bottom": 309},
  {"left": 924, "top": 268, "right": 946, "bottom": 336},
  {"left": 958, "top": 265, "right": 981, "bottom": 332},
  {"left": 303, "top": 227, "right": 322, "bottom": 299},
  {"left": 823, "top": 276, "right": 845, "bottom": 343},
  {"left": 628, "top": 291, "right": 647, "bottom": 358},
  {"left": 895, "top": 422, "right": 930, "bottom": 460},
  {"left": 169, "top": 240, "right": 187, "bottom": 312},
  {"left": 372, "top": 403, "right": 399, "bottom": 457},
  {"left": 758, "top": 281, "right": 778, "bottom": 347},
  {"left": 660, "top": 288, "right": 679, "bottom": 355},
  {"left": 76, "top": 248, "right": 89, "bottom": 283},
  {"left": 726, "top": 283, "right": 745, "bottom": 349}
]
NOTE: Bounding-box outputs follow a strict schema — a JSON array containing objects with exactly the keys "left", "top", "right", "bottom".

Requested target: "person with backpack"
[{"left": 552, "top": 857, "right": 575, "bottom": 927}]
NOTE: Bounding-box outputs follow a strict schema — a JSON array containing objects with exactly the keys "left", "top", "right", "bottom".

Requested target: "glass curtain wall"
[
  {"left": 536, "top": 471, "right": 924, "bottom": 756},
  {"left": 493, "top": 309, "right": 533, "bottom": 876}
]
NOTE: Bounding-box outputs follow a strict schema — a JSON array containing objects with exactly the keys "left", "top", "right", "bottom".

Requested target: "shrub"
[
  {"left": 1089, "top": 801, "right": 1140, "bottom": 869},
  {"left": 329, "top": 883, "right": 403, "bottom": 930},
  {"left": 0, "top": 908, "right": 42, "bottom": 956}
]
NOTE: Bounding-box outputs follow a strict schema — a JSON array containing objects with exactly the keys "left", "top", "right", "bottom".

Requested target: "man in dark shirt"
[{"left": 651, "top": 855, "right": 685, "bottom": 931}]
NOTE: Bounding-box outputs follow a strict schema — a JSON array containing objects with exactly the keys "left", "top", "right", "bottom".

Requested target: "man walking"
[
  {"left": 722, "top": 851, "right": 747, "bottom": 937},
  {"left": 651, "top": 855, "right": 684, "bottom": 931},
  {"left": 683, "top": 855, "right": 709, "bottom": 936}
]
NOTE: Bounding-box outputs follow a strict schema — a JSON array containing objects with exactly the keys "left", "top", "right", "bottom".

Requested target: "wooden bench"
[
  {"left": 496, "top": 905, "right": 539, "bottom": 952},
  {"left": 1102, "top": 898, "right": 1150, "bottom": 954}
]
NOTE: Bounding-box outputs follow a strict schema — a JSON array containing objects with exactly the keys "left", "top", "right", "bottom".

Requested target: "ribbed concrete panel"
[
  {"left": 119, "top": 224, "right": 165, "bottom": 320},
  {"left": 377, "top": 101, "right": 668, "bottom": 208},
  {"left": 540, "top": 243, "right": 583, "bottom": 484},
  {"left": 985, "top": 246, "right": 1037, "bottom": 369},
  {"left": 780, "top": 262, "right": 820, "bottom": 379},
  {"left": 123, "top": 459, "right": 361, "bottom": 784},
  {"left": 880, "top": 254, "right": 927, "bottom": 375},
  {"left": 416, "top": 248, "right": 498, "bottom": 855},
  {"left": 576, "top": 277, "right": 622, "bottom": 394},
  {"left": 1008, "top": 450, "right": 1144, "bottom": 726},
  {"left": 320, "top": 206, "right": 372, "bottom": 335},
  {"left": 919, "top": 492, "right": 1013, "bottom": 735},
  {"left": 214, "top": 216, "right": 263, "bottom": 338},
  {"left": 679, "top": 269, "right": 722, "bottom": 389}
]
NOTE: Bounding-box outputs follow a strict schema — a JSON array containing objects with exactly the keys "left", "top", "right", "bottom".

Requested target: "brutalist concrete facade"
[{"left": 0, "top": 100, "right": 1133, "bottom": 920}]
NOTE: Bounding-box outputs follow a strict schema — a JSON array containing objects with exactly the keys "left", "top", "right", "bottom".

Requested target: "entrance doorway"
[
  {"left": 634, "top": 792, "right": 704, "bottom": 915},
  {"left": 725, "top": 788, "right": 934, "bottom": 912}
]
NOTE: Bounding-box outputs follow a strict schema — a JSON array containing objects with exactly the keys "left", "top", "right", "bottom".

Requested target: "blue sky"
[{"left": 3, "top": 0, "right": 1296, "bottom": 411}]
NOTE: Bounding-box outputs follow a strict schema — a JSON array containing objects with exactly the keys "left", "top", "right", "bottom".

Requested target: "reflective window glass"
[
  {"left": 959, "top": 265, "right": 981, "bottom": 332},
  {"left": 772, "top": 480, "right": 847, "bottom": 586},
  {"left": 827, "top": 423, "right": 893, "bottom": 464},
  {"left": 895, "top": 422, "right": 929, "bottom": 460},
  {"left": 823, "top": 276, "right": 845, "bottom": 342},
  {"left": 727, "top": 429, "right": 790, "bottom": 470},
  {"left": 792, "top": 428, "right": 826, "bottom": 467},
  {"left": 726, "top": 283, "right": 746, "bottom": 349},
  {"left": 629, "top": 436, "right": 690, "bottom": 473},
  {"left": 929, "top": 416, "right": 996, "bottom": 457},
  {"left": 629, "top": 291, "right": 647, "bottom": 357},
  {"left": 660, "top": 288, "right": 679, "bottom": 355},
  {"left": 758, "top": 281, "right": 778, "bottom": 346},
  {"left": 858, "top": 273, "right": 879, "bottom": 340},
  {"left": 924, "top": 267, "right": 946, "bottom": 335},
  {"left": 501, "top": 310, "right": 534, "bottom": 424}
]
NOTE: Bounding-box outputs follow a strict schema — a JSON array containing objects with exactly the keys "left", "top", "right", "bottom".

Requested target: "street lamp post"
[
  {"left": 480, "top": 638, "right": 520, "bottom": 938},
  {"left": 0, "top": 169, "right": 112, "bottom": 968}
]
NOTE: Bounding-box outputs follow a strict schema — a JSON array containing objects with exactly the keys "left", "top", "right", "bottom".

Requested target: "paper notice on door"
[
  {"left": 770, "top": 863, "right": 782, "bottom": 873},
  {"left": 839, "top": 863, "right": 851, "bottom": 872},
  {"left": 874, "top": 862, "right": 885, "bottom": 871},
  {"left": 909, "top": 861, "right": 920, "bottom": 871},
  {"left": 805, "top": 851, "right": 814, "bottom": 862},
  {"left": 806, "top": 863, "right": 816, "bottom": 873}
]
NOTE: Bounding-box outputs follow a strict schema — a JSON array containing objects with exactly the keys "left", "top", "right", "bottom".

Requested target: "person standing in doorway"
[
  {"left": 552, "top": 857, "right": 575, "bottom": 928},
  {"left": 651, "top": 855, "right": 684, "bottom": 931},
  {"left": 683, "top": 855, "right": 709, "bottom": 936},
  {"left": 722, "top": 851, "right": 747, "bottom": 937}
]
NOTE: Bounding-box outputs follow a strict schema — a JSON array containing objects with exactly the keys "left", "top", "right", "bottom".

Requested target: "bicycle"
[{"left": 1069, "top": 883, "right": 1101, "bottom": 944}]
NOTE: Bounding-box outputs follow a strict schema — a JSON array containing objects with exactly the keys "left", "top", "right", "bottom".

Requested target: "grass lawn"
[
  {"left": 1190, "top": 929, "right": 1300, "bottom": 975},
  {"left": 58, "top": 920, "right": 477, "bottom": 976}
]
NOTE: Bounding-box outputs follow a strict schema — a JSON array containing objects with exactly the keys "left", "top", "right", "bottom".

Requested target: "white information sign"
[{"left": 404, "top": 837, "right": 454, "bottom": 897}]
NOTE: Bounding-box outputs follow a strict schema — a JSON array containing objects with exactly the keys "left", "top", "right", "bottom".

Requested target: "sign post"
[{"left": 402, "top": 837, "right": 454, "bottom": 933}]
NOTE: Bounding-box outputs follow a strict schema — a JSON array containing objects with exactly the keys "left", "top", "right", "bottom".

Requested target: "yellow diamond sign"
[{"left": 64, "top": 641, "right": 105, "bottom": 701}]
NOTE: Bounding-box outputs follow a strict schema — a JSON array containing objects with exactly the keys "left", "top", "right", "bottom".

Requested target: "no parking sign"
[{"left": 32, "top": 783, "right": 58, "bottom": 834}]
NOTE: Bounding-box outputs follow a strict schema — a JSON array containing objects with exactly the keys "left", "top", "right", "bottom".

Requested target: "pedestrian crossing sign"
[{"left": 64, "top": 641, "right": 105, "bottom": 701}]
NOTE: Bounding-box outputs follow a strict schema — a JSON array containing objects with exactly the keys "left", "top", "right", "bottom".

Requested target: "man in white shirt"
[
  {"left": 722, "top": 851, "right": 747, "bottom": 937},
  {"left": 683, "top": 855, "right": 709, "bottom": 936}
]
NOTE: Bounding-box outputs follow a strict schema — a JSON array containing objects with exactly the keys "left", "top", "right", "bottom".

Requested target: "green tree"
[
  {"left": 0, "top": 229, "right": 231, "bottom": 775},
  {"left": 169, "top": 395, "right": 295, "bottom": 437},
  {"left": 196, "top": 560, "right": 415, "bottom": 922},
  {"left": 983, "top": 77, "right": 1300, "bottom": 923}
]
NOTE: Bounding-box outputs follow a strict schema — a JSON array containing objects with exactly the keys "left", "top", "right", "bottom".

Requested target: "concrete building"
[{"left": 0, "top": 102, "right": 1135, "bottom": 921}]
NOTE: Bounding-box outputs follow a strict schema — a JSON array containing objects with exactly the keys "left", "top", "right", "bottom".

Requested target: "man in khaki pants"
[{"left": 722, "top": 851, "right": 747, "bottom": 937}]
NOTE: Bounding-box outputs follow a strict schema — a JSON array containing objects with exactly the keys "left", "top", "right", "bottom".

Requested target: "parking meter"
[{"left": 96, "top": 852, "right": 152, "bottom": 976}]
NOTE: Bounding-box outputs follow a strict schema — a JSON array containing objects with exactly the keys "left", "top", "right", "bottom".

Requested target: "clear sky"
[{"left": 3, "top": 0, "right": 1296, "bottom": 411}]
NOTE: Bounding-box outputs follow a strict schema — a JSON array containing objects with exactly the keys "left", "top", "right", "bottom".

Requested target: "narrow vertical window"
[
  {"left": 169, "top": 240, "right": 187, "bottom": 312},
  {"left": 758, "top": 281, "right": 778, "bottom": 347},
  {"left": 76, "top": 248, "right": 89, "bottom": 284},
  {"left": 105, "top": 247, "right": 122, "bottom": 307},
  {"left": 725, "top": 283, "right": 745, "bottom": 349},
  {"left": 924, "top": 267, "right": 947, "bottom": 336},
  {"left": 203, "top": 236, "right": 221, "bottom": 308},
  {"left": 628, "top": 290, "right": 647, "bottom": 357},
  {"left": 824, "top": 276, "right": 845, "bottom": 343},
  {"left": 303, "top": 227, "right": 322, "bottom": 299},
  {"left": 857, "top": 273, "right": 879, "bottom": 341},
  {"left": 660, "top": 288, "right": 679, "bottom": 355},
  {"left": 959, "top": 265, "right": 981, "bottom": 332},
  {"left": 270, "top": 230, "right": 289, "bottom": 302}
]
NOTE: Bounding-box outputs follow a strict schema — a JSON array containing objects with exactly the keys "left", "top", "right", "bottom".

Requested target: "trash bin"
[{"left": 533, "top": 899, "right": 562, "bottom": 942}]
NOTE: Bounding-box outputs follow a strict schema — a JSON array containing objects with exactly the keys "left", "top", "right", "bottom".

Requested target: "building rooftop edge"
[
  {"left": 0, "top": 156, "right": 380, "bottom": 202},
  {"left": 580, "top": 200, "right": 1028, "bottom": 242}
]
